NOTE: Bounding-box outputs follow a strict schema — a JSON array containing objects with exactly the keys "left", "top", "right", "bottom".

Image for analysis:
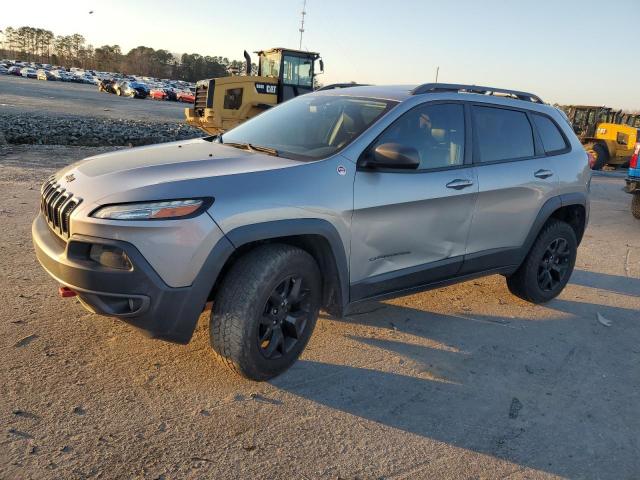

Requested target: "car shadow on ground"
[
  {"left": 570, "top": 268, "right": 640, "bottom": 297},
  {"left": 272, "top": 289, "right": 640, "bottom": 478}
]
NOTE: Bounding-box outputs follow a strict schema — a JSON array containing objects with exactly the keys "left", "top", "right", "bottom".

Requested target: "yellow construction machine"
[
  {"left": 563, "top": 105, "right": 640, "bottom": 170},
  {"left": 185, "top": 48, "right": 323, "bottom": 135}
]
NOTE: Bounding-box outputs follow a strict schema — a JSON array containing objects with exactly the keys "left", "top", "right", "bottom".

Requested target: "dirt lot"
[
  {"left": 1, "top": 145, "right": 639, "bottom": 480},
  {"left": 0, "top": 75, "right": 184, "bottom": 122}
]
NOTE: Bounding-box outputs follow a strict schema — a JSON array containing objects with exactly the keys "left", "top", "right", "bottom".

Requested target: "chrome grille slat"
[{"left": 39, "top": 179, "right": 81, "bottom": 239}]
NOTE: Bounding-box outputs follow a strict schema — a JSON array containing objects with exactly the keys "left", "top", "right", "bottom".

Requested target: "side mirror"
[
  {"left": 319, "top": 59, "right": 324, "bottom": 72},
  {"left": 360, "top": 143, "right": 420, "bottom": 170}
]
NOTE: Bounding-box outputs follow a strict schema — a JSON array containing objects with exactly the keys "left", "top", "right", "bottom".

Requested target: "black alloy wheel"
[
  {"left": 259, "top": 275, "right": 312, "bottom": 359},
  {"left": 537, "top": 237, "right": 571, "bottom": 291}
]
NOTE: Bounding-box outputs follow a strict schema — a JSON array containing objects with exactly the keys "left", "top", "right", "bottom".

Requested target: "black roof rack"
[{"left": 411, "top": 83, "right": 544, "bottom": 104}]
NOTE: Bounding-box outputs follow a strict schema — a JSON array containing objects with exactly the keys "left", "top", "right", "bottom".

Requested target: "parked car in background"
[
  {"left": 176, "top": 90, "right": 195, "bottom": 103},
  {"left": 50, "top": 69, "right": 74, "bottom": 82},
  {"left": 8, "top": 66, "right": 22, "bottom": 75},
  {"left": 20, "top": 67, "right": 37, "bottom": 78},
  {"left": 625, "top": 143, "right": 640, "bottom": 219},
  {"left": 98, "top": 79, "right": 117, "bottom": 94},
  {"left": 149, "top": 88, "right": 168, "bottom": 100},
  {"left": 0, "top": 66, "right": 8, "bottom": 75},
  {"left": 36, "top": 69, "right": 56, "bottom": 81},
  {"left": 115, "top": 81, "right": 149, "bottom": 98}
]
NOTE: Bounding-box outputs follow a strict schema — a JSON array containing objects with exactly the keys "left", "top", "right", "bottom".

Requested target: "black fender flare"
[
  {"left": 519, "top": 192, "right": 589, "bottom": 265},
  {"left": 225, "top": 218, "right": 350, "bottom": 311}
]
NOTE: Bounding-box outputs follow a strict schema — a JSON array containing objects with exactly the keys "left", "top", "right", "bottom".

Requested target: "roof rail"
[
  {"left": 411, "top": 83, "right": 544, "bottom": 104},
  {"left": 316, "top": 83, "right": 370, "bottom": 91}
]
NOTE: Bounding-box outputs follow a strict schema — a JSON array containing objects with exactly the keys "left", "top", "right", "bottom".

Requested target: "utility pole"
[
  {"left": 299, "top": 0, "right": 307, "bottom": 50},
  {"left": 435, "top": 66, "right": 440, "bottom": 83}
]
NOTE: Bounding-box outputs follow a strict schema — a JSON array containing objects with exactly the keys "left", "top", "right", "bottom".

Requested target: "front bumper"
[{"left": 32, "top": 214, "right": 234, "bottom": 343}]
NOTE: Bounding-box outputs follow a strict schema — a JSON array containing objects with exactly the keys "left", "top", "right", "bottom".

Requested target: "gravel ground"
[
  {"left": 0, "top": 145, "right": 639, "bottom": 480},
  {"left": 0, "top": 75, "right": 201, "bottom": 146}
]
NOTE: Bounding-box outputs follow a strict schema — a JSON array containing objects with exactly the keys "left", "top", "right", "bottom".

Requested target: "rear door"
[
  {"left": 350, "top": 102, "right": 478, "bottom": 300},
  {"left": 461, "top": 104, "right": 558, "bottom": 273}
]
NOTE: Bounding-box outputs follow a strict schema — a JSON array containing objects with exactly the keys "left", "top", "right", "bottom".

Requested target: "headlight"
[{"left": 91, "top": 198, "right": 212, "bottom": 220}]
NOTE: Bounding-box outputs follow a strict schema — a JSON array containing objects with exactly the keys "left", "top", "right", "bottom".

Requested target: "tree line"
[{"left": 0, "top": 25, "right": 253, "bottom": 82}]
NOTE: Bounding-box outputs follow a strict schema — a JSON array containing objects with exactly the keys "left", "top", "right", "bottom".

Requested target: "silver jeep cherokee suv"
[{"left": 33, "top": 83, "right": 590, "bottom": 380}]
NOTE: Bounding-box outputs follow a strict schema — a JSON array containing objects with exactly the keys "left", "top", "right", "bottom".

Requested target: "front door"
[{"left": 350, "top": 102, "right": 478, "bottom": 301}]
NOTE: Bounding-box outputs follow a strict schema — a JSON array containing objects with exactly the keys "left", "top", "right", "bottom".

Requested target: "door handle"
[
  {"left": 446, "top": 179, "right": 474, "bottom": 190},
  {"left": 534, "top": 169, "right": 554, "bottom": 179}
]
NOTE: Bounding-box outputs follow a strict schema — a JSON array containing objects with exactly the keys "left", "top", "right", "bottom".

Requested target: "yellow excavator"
[{"left": 185, "top": 48, "right": 324, "bottom": 135}]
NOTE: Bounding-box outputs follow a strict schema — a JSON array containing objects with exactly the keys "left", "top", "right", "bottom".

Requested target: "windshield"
[{"left": 220, "top": 95, "right": 397, "bottom": 160}]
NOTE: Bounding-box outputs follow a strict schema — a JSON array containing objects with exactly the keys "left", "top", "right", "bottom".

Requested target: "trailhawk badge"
[
  {"left": 337, "top": 165, "right": 347, "bottom": 176},
  {"left": 65, "top": 173, "right": 76, "bottom": 182}
]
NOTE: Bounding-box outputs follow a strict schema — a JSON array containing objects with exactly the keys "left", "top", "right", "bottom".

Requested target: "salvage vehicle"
[
  {"left": 625, "top": 143, "right": 640, "bottom": 219},
  {"left": 149, "top": 88, "right": 169, "bottom": 100},
  {"left": 114, "top": 81, "right": 149, "bottom": 98},
  {"left": 36, "top": 69, "right": 56, "bottom": 81},
  {"left": 185, "top": 47, "right": 323, "bottom": 134},
  {"left": 8, "top": 66, "right": 22, "bottom": 75},
  {"left": 98, "top": 79, "right": 117, "bottom": 94},
  {"left": 176, "top": 90, "right": 195, "bottom": 103},
  {"left": 33, "top": 83, "right": 590, "bottom": 380},
  {"left": 20, "top": 67, "right": 37, "bottom": 79}
]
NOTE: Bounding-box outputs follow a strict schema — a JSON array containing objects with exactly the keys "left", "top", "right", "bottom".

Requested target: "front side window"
[
  {"left": 221, "top": 95, "right": 396, "bottom": 160},
  {"left": 370, "top": 103, "right": 465, "bottom": 169},
  {"left": 532, "top": 114, "right": 568, "bottom": 154},
  {"left": 283, "top": 55, "right": 313, "bottom": 87},
  {"left": 473, "top": 106, "right": 534, "bottom": 162}
]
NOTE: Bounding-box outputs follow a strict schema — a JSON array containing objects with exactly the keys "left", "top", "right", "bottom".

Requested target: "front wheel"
[
  {"left": 507, "top": 219, "right": 577, "bottom": 303},
  {"left": 632, "top": 193, "right": 640, "bottom": 219},
  {"left": 210, "top": 244, "right": 322, "bottom": 381}
]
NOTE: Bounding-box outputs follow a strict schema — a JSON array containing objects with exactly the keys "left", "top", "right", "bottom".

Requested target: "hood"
[{"left": 54, "top": 138, "right": 304, "bottom": 208}]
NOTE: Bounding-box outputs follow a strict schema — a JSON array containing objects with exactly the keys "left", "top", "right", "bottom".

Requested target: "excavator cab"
[{"left": 185, "top": 48, "right": 322, "bottom": 135}]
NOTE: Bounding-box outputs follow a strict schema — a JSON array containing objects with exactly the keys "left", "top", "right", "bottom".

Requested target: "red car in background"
[
  {"left": 149, "top": 88, "right": 168, "bottom": 100},
  {"left": 176, "top": 90, "right": 195, "bottom": 103}
]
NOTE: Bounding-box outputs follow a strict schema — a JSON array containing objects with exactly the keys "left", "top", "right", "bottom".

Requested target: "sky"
[{"left": 3, "top": 0, "right": 640, "bottom": 109}]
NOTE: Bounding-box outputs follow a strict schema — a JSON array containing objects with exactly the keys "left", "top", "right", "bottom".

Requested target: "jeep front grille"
[{"left": 40, "top": 177, "right": 81, "bottom": 239}]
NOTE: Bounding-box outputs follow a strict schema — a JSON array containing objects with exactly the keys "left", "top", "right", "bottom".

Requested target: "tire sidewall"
[{"left": 525, "top": 222, "right": 577, "bottom": 302}]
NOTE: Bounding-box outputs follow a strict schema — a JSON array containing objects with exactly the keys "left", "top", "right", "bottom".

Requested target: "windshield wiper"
[{"left": 221, "top": 141, "right": 280, "bottom": 157}]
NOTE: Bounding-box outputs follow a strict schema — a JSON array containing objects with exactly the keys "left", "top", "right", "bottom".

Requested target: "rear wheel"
[
  {"left": 210, "top": 244, "right": 321, "bottom": 381},
  {"left": 632, "top": 193, "right": 640, "bottom": 219},
  {"left": 507, "top": 219, "right": 577, "bottom": 303},
  {"left": 591, "top": 143, "right": 609, "bottom": 170}
]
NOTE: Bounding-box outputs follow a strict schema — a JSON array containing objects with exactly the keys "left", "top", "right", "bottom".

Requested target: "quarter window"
[
  {"left": 532, "top": 114, "right": 568, "bottom": 154},
  {"left": 473, "top": 106, "right": 534, "bottom": 162},
  {"left": 371, "top": 103, "right": 465, "bottom": 170}
]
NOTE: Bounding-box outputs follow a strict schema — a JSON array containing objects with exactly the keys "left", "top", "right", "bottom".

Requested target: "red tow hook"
[{"left": 58, "top": 286, "right": 77, "bottom": 298}]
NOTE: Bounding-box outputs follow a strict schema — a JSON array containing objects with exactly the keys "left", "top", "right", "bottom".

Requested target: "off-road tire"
[
  {"left": 210, "top": 244, "right": 321, "bottom": 381},
  {"left": 632, "top": 193, "right": 640, "bottom": 219},
  {"left": 507, "top": 219, "right": 577, "bottom": 303},
  {"left": 591, "top": 143, "right": 608, "bottom": 170}
]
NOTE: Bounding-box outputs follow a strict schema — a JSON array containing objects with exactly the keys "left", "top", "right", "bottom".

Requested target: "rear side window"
[
  {"left": 532, "top": 114, "right": 568, "bottom": 154},
  {"left": 473, "top": 106, "right": 534, "bottom": 162}
]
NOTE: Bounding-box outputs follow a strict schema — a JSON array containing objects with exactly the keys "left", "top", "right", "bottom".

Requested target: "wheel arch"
[
  {"left": 211, "top": 219, "right": 350, "bottom": 317},
  {"left": 515, "top": 193, "right": 588, "bottom": 269}
]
